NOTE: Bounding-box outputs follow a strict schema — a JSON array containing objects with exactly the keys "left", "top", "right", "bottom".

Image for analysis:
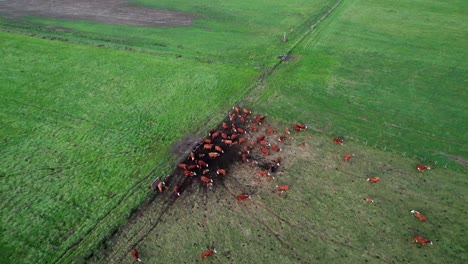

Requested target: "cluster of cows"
[
  {"left": 142, "top": 106, "right": 433, "bottom": 262},
  {"left": 342, "top": 140, "right": 434, "bottom": 246}
]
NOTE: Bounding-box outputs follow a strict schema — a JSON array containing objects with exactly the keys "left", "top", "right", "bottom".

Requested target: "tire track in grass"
[
  {"left": 108, "top": 174, "right": 193, "bottom": 263},
  {"left": 55, "top": 158, "right": 168, "bottom": 263}
]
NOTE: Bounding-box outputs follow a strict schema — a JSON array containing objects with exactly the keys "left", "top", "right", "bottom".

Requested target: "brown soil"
[{"left": 0, "top": 0, "right": 194, "bottom": 27}]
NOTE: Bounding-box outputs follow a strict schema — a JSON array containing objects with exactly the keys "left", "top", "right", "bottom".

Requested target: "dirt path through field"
[{"left": 0, "top": 0, "right": 193, "bottom": 27}]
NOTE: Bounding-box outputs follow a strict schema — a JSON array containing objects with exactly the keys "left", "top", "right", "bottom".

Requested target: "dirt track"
[{"left": 0, "top": 0, "right": 193, "bottom": 27}]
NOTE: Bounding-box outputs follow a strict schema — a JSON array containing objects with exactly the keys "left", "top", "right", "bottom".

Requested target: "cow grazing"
[
  {"left": 256, "top": 135, "right": 265, "bottom": 142},
  {"left": 208, "top": 152, "right": 221, "bottom": 159},
  {"left": 278, "top": 135, "right": 286, "bottom": 142},
  {"left": 242, "top": 145, "right": 250, "bottom": 154},
  {"left": 236, "top": 194, "right": 251, "bottom": 201},
  {"left": 285, "top": 128, "right": 291, "bottom": 134},
  {"left": 260, "top": 147, "right": 270, "bottom": 155},
  {"left": 211, "top": 131, "right": 220, "bottom": 139},
  {"left": 242, "top": 154, "right": 249, "bottom": 163},
  {"left": 201, "top": 246, "right": 217, "bottom": 260},
  {"left": 231, "top": 123, "right": 237, "bottom": 133},
  {"left": 260, "top": 140, "right": 271, "bottom": 146},
  {"left": 240, "top": 116, "right": 246, "bottom": 124},
  {"left": 412, "top": 235, "right": 432, "bottom": 245},
  {"left": 238, "top": 137, "right": 248, "bottom": 144},
  {"left": 293, "top": 124, "right": 307, "bottom": 131},
  {"left": 255, "top": 115, "right": 265, "bottom": 124},
  {"left": 197, "top": 160, "right": 209, "bottom": 168},
  {"left": 275, "top": 157, "right": 282, "bottom": 166},
  {"left": 200, "top": 176, "right": 213, "bottom": 187},
  {"left": 178, "top": 162, "right": 188, "bottom": 170},
  {"left": 242, "top": 108, "right": 252, "bottom": 116},
  {"left": 209, "top": 129, "right": 215, "bottom": 136},
  {"left": 203, "top": 144, "right": 213, "bottom": 150},
  {"left": 272, "top": 144, "right": 281, "bottom": 152},
  {"left": 221, "top": 132, "right": 228, "bottom": 140},
  {"left": 249, "top": 125, "right": 258, "bottom": 132},
  {"left": 187, "top": 164, "right": 200, "bottom": 171},
  {"left": 233, "top": 106, "right": 240, "bottom": 114},
  {"left": 416, "top": 164, "right": 431, "bottom": 172},
  {"left": 277, "top": 185, "right": 290, "bottom": 191},
  {"left": 229, "top": 112, "right": 236, "bottom": 121},
  {"left": 266, "top": 129, "right": 277, "bottom": 134},
  {"left": 344, "top": 153, "right": 355, "bottom": 162},
  {"left": 365, "top": 197, "right": 374, "bottom": 203},
  {"left": 174, "top": 184, "right": 180, "bottom": 196},
  {"left": 237, "top": 127, "right": 246, "bottom": 134},
  {"left": 184, "top": 170, "right": 197, "bottom": 177},
  {"left": 221, "top": 139, "right": 233, "bottom": 145},
  {"left": 216, "top": 169, "right": 227, "bottom": 176},
  {"left": 157, "top": 181, "right": 167, "bottom": 193},
  {"left": 230, "top": 133, "right": 239, "bottom": 141},
  {"left": 131, "top": 249, "right": 141, "bottom": 262},
  {"left": 411, "top": 210, "right": 427, "bottom": 222},
  {"left": 214, "top": 145, "right": 224, "bottom": 153},
  {"left": 333, "top": 137, "right": 344, "bottom": 145},
  {"left": 202, "top": 169, "right": 210, "bottom": 175},
  {"left": 188, "top": 151, "right": 196, "bottom": 161},
  {"left": 257, "top": 170, "right": 271, "bottom": 177},
  {"left": 367, "top": 177, "right": 380, "bottom": 183}
]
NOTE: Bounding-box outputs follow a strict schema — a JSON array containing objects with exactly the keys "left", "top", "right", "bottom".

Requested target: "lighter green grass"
[
  {"left": 0, "top": 31, "right": 257, "bottom": 263},
  {"left": 251, "top": 0, "right": 468, "bottom": 169}
]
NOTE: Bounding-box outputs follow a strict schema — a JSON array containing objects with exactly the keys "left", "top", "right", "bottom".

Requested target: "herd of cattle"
[{"left": 139, "top": 106, "right": 433, "bottom": 262}]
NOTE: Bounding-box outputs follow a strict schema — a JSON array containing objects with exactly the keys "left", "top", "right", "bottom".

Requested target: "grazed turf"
[{"left": 93, "top": 124, "right": 467, "bottom": 264}]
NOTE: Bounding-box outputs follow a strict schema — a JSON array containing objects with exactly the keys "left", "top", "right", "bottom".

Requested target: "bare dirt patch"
[{"left": 0, "top": 0, "right": 194, "bottom": 27}]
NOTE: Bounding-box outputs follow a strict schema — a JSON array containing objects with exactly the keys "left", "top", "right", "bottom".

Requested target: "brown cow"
[
  {"left": 131, "top": 249, "right": 141, "bottom": 262},
  {"left": 216, "top": 169, "right": 227, "bottom": 176},
  {"left": 208, "top": 152, "right": 220, "bottom": 159},
  {"left": 367, "top": 177, "right": 380, "bottom": 183},
  {"left": 201, "top": 246, "right": 217, "bottom": 260}
]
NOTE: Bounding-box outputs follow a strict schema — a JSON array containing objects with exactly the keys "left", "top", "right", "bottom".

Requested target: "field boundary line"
[{"left": 248, "top": 0, "right": 345, "bottom": 95}]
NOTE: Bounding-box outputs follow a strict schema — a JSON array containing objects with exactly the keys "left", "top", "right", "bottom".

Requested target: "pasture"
[
  {"left": 0, "top": 0, "right": 467, "bottom": 263},
  {"left": 93, "top": 124, "right": 467, "bottom": 263},
  {"left": 0, "top": 31, "right": 257, "bottom": 263},
  {"left": 251, "top": 0, "right": 468, "bottom": 169}
]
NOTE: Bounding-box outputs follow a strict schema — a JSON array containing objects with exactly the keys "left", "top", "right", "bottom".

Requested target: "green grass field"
[
  {"left": 251, "top": 0, "right": 468, "bottom": 168},
  {"left": 1, "top": 0, "right": 467, "bottom": 263},
  {"left": 0, "top": 31, "right": 258, "bottom": 263}
]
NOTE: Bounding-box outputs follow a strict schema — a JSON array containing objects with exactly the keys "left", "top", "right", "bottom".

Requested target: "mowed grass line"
[
  {"left": 96, "top": 130, "right": 467, "bottom": 263},
  {"left": 250, "top": 0, "right": 468, "bottom": 169},
  {"left": 0, "top": 31, "right": 258, "bottom": 263}
]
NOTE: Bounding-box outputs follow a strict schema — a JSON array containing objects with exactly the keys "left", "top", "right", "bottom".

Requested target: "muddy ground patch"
[{"left": 0, "top": 0, "right": 194, "bottom": 27}]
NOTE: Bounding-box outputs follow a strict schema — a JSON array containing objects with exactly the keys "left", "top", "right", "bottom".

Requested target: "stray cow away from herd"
[{"left": 139, "top": 106, "right": 435, "bottom": 261}]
